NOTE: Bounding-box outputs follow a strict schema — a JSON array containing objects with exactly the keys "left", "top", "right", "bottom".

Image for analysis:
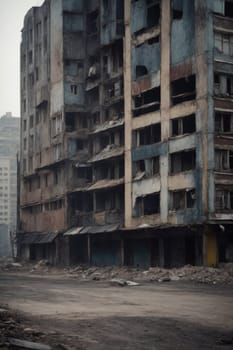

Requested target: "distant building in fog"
[{"left": 0, "top": 112, "right": 20, "bottom": 257}]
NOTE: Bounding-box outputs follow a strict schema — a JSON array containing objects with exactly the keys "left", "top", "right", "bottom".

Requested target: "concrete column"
[
  {"left": 87, "top": 234, "right": 91, "bottom": 265},
  {"left": 195, "top": 1, "right": 210, "bottom": 217},
  {"left": 124, "top": 0, "right": 132, "bottom": 228},
  {"left": 160, "top": 0, "right": 171, "bottom": 222}
]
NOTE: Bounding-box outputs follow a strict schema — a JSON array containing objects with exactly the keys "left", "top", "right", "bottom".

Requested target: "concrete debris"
[
  {"left": 110, "top": 278, "right": 127, "bottom": 286},
  {"left": 0, "top": 305, "right": 73, "bottom": 350},
  {"left": 8, "top": 337, "right": 51, "bottom": 350},
  {"left": 110, "top": 279, "right": 140, "bottom": 287},
  {"left": 1, "top": 258, "right": 233, "bottom": 285}
]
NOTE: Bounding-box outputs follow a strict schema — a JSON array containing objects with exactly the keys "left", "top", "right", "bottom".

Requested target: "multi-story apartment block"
[
  {"left": 19, "top": 0, "right": 233, "bottom": 267},
  {"left": 0, "top": 113, "right": 20, "bottom": 257}
]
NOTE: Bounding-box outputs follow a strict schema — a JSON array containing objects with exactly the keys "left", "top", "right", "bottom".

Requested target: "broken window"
[
  {"left": 23, "top": 138, "right": 27, "bottom": 151},
  {"left": 215, "top": 112, "right": 233, "bottom": 133},
  {"left": 29, "top": 135, "right": 34, "bottom": 149},
  {"left": 76, "top": 167, "right": 92, "bottom": 182},
  {"left": 170, "top": 150, "right": 196, "bottom": 174},
  {"left": 36, "top": 21, "right": 42, "bottom": 41},
  {"left": 216, "top": 190, "right": 233, "bottom": 211},
  {"left": 23, "top": 120, "right": 27, "bottom": 131},
  {"left": 133, "top": 86, "right": 160, "bottom": 117},
  {"left": 136, "top": 65, "right": 148, "bottom": 78},
  {"left": 214, "top": 73, "right": 233, "bottom": 96},
  {"left": 171, "top": 114, "right": 196, "bottom": 136},
  {"left": 225, "top": 1, "right": 233, "bottom": 18},
  {"left": 36, "top": 111, "right": 40, "bottom": 124},
  {"left": 115, "top": 1, "right": 124, "bottom": 34},
  {"left": 133, "top": 156, "right": 160, "bottom": 178},
  {"left": 135, "top": 192, "right": 160, "bottom": 216},
  {"left": 87, "top": 87, "right": 99, "bottom": 107},
  {"left": 104, "top": 79, "right": 123, "bottom": 102},
  {"left": 171, "top": 75, "right": 196, "bottom": 105},
  {"left": 172, "top": 0, "right": 183, "bottom": 19},
  {"left": 28, "top": 51, "right": 32, "bottom": 64},
  {"left": 23, "top": 99, "right": 26, "bottom": 113},
  {"left": 53, "top": 143, "right": 62, "bottom": 161},
  {"left": 28, "top": 73, "right": 34, "bottom": 88},
  {"left": 70, "top": 84, "right": 77, "bottom": 95},
  {"left": 35, "top": 67, "right": 39, "bottom": 81},
  {"left": 54, "top": 169, "right": 61, "bottom": 185},
  {"left": 29, "top": 115, "right": 34, "bottom": 129},
  {"left": 171, "top": 189, "right": 195, "bottom": 210},
  {"left": 65, "top": 112, "right": 76, "bottom": 132},
  {"left": 215, "top": 149, "right": 233, "bottom": 171},
  {"left": 87, "top": 10, "right": 98, "bottom": 34},
  {"left": 51, "top": 114, "right": 62, "bottom": 137},
  {"left": 147, "top": 1, "right": 160, "bottom": 28},
  {"left": 214, "top": 32, "right": 232, "bottom": 55},
  {"left": 44, "top": 174, "right": 48, "bottom": 187},
  {"left": 134, "top": 123, "right": 161, "bottom": 146}
]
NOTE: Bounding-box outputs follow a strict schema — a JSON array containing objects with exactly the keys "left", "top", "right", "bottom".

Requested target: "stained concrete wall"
[{"left": 171, "top": 1, "right": 195, "bottom": 65}]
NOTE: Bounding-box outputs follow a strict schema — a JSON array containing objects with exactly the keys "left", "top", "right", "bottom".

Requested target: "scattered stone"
[
  {"left": 110, "top": 278, "right": 127, "bottom": 286},
  {"left": 7, "top": 337, "right": 51, "bottom": 350},
  {"left": 126, "top": 280, "right": 140, "bottom": 286},
  {"left": 158, "top": 277, "right": 171, "bottom": 283}
]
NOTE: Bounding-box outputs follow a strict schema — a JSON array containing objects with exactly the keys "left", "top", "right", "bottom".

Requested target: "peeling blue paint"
[
  {"left": 132, "top": 142, "right": 167, "bottom": 162},
  {"left": 171, "top": 1, "right": 195, "bottom": 65},
  {"left": 132, "top": 42, "right": 161, "bottom": 80}
]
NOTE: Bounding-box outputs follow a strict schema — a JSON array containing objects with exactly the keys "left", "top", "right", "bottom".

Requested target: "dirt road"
[{"left": 0, "top": 273, "right": 233, "bottom": 349}]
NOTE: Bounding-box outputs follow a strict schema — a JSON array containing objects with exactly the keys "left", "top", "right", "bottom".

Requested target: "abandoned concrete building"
[{"left": 19, "top": 0, "right": 233, "bottom": 267}]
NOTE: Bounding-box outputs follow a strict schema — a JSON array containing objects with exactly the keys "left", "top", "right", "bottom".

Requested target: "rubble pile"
[
  {"left": 0, "top": 305, "right": 83, "bottom": 350},
  {"left": 1, "top": 257, "right": 233, "bottom": 284},
  {"left": 67, "top": 263, "right": 233, "bottom": 285}
]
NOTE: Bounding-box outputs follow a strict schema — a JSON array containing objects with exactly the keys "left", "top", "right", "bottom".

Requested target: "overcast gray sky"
[{"left": 0, "top": 0, "right": 44, "bottom": 117}]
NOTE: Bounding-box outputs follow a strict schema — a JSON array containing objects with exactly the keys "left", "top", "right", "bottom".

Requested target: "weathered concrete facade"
[{"left": 19, "top": 0, "right": 233, "bottom": 267}]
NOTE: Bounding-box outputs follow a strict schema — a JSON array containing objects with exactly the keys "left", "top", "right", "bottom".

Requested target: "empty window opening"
[
  {"left": 65, "top": 112, "right": 75, "bottom": 131},
  {"left": 116, "top": 1, "right": 124, "bottom": 35},
  {"left": 171, "top": 114, "right": 196, "bottom": 136},
  {"left": 87, "top": 10, "right": 98, "bottom": 34},
  {"left": 173, "top": 9, "right": 183, "bottom": 19},
  {"left": 133, "top": 156, "right": 159, "bottom": 178},
  {"left": 44, "top": 174, "right": 48, "bottom": 187},
  {"left": 172, "top": 0, "right": 183, "bottom": 19},
  {"left": 147, "top": 2, "right": 160, "bottom": 28},
  {"left": 87, "top": 87, "right": 99, "bottom": 106},
  {"left": 71, "top": 84, "right": 77, "bottom": 94},
  {"left": 147, "top": 36, "right": 160, "bottom": 45},
  {"left": 54, "top": 169, "right": 61, "bottom": 185},
  {"left": 215, "top": 149, "right": 233, "bottom": 171},
  {"left": 29, "top": 115, "right": 34, "bottom": 129},
  {"left": 170, "top": 150, "right": 196, "bottom": 174},
  {"left": 215, "top": 112, "right": 232, "bottom": 133},
  {"left": 214, "top": 32, "right": 231, "bottom": 55},
  {"left": 171, "top": 75, "right": 196, "bottom": 105},
  {"left": 136, "top": 65, "right": 148, "bottom": 78},
  {"left": 77, "top": 167, "right": 92, "bottom": 181},
  {"left": 171, "top": 189, "right": 195, "bottom": 210},
  {"left": 216, "top": 190, "right": 233, "bottom": 211},
  {"left": 135, "top": 192, "right": 160, "bottom": 216},
  {"left": 214, "top": 74, "right": 233, "bottom": 96},
  {"left": 95, "top": 189, "right": 123, "bottom": 213},
  {"left": 133, "top": 86, "right": 160, "bottom": 117},
  {"left": 135, "top": 123, "right": 161, "bottom": 146},
  {"left": 76, "top": 139, "right": 87, "bottom": 151},
  {"left": 28, "top": 51, "right": 33, "bottom": 64},
  {"left": 225, "top": 1, "right": 233, "bottom": 18}
]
